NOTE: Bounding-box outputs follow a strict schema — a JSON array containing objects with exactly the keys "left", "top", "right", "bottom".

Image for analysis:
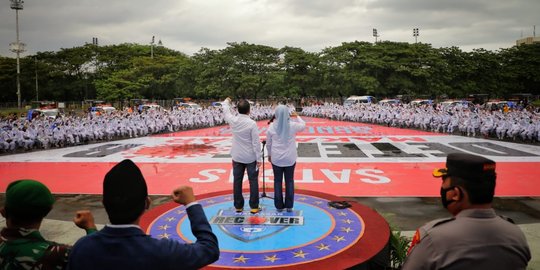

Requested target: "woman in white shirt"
[{"left": 266, "top": 105, "right": 306, "bottom": 212}]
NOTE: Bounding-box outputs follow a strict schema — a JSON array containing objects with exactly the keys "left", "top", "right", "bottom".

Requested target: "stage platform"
[{"left": 140, "top": 189, "right": 390, "bottom": 269}]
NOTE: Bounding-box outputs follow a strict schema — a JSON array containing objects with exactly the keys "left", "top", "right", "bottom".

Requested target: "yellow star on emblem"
[
  {"left": 175, "top": 210, "right": 185, "bottom": 215},
  {"left": 337, "top": 211, "right": 348, "bottom": 216},
  {"left": 314, "top": 201, "right": 323, "bottom": 205},
  {"left": 341, "top": 227, "right": 354, "bottom": 233},
  {"left": 297, "top": 197, "right": 308, "bottom": 201},
  {"left": 332, "top": 235, "right": 346, "bottom": 242},
  {"left": 207, "top": 199, "right": 216, "bottom": 204},
  {"left": 233, "top": 255, "right": 250, "bottom": 263},
  {"left": 264, "top": 254, "right": 279, "bottom": 263},
  {"left": 157, "top": 233, "right": 171, "bottom": 239},
  {"left": 293, "top": 250, "right": 309, "bottom": 258},
  {"left": 165, "top": 217, "right": 176, "bottom": 222},
  {"left": 315, "top": 243, "right": 330, "bottom": 251},
  {"left": 158, "top": 225, "right": 171, "bottom": 230},
  {"left": 342, "top": 219, "right": 354, "bottom": 224}
]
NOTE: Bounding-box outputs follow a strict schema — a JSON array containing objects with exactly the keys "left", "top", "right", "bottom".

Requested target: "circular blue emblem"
[{"left": 147, "top": 193, "right": 365, "bottom": 268}]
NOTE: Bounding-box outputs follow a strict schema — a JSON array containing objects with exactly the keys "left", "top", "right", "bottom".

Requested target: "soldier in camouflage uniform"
[{"left": 0, "top": 180, "right": 96, "bottom": 270}]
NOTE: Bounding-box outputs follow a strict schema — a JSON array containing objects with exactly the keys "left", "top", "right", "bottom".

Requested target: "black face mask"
[{"left": 440, "top": 186, "right": 458, "bottom": 208}]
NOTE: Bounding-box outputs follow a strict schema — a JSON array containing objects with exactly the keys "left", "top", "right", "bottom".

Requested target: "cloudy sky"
[{"left": 1, "top": 0, "right": 538, "bottom": 57}]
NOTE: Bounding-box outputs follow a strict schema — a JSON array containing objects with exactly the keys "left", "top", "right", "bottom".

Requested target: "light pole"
[
  {"left": 150, "top": 36, "right": 155, "bottom": 59},
  {"left": 10, "top": 0, "right": 26, "bottom": 108},
  {"left": 372, "top": 28, "right": 379, "bottom": 43},
  {"left": 150, "top": 36, "right": 163, "bottom": 58},
  {"left": 413, "top": 28, "right": 419, "bottom": 43},
  {"left": 34, "top": 57, "right": 38, "bottom": 101}
]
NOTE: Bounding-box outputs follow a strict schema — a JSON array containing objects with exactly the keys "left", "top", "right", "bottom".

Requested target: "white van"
[
  {"left": 33, "top": 108, "right": 60, "bottom": 119},
  {"left": 439, "top": 100, "right": 473, "bottom": 109},
  {"left": 179, "top": 102, "right": 201, "bottom": 110},
  {"left": 142, "top": 104, "right": 165, "bottom": 111},
  {"left": 409, "top": 99, "right": 433, "bottom": 106},
  {"left": 379, "top": 99, "right": 401, "bottom": 106},
  {"left": 343, "top": 96, "right": 377, "bottom": 106}
]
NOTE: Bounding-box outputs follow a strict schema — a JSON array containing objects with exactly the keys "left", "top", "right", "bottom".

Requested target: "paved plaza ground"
[{"left": 1, "top": 117, "right": 539, "bottom": 268}]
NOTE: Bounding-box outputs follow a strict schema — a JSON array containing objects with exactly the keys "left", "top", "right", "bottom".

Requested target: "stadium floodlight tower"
[
  {"left": 10, "top": 0, "right": 26, "bottom": 108},
  {"left": 373, "top": 28, "right": 379, "bottom": 43},
  {"left": 413, "top": 28, "right": 419, "bottom": 43}
]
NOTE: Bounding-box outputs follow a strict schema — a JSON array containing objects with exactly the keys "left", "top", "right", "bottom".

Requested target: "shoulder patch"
[
  {"left": 407, "top": 230, "right": 421, "bottom": 255},
  {"left": 424, "top": 217, "right": 455, "bottom": 229},
  {"left": 418, "top": 217, "right": 455, "bottom": 239},
  {"left": 407, "top": 217, "right": 455, "bottom": 255}
]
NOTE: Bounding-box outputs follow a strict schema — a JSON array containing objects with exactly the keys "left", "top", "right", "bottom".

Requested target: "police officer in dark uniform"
[{"left": 403, "top": 153, "right": 531, "bottom": 270}]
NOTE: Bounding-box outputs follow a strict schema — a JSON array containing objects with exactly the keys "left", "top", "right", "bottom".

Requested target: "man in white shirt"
[{"left": 222, "top": 98, "right": 262, "bottom": 214}]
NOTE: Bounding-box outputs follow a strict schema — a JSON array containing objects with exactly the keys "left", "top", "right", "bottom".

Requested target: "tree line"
[{"left": 0, "top": 41, "right": 539, "bottom": 104}]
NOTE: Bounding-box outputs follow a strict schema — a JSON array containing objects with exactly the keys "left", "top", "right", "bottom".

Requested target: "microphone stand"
[{"left": 260, "top": 140, "right": 273, "bottom": 199}]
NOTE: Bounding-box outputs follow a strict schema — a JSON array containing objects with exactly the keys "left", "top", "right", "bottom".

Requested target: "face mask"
[{"left": 440, "top": 186, "right": 458, "bottom": 208}]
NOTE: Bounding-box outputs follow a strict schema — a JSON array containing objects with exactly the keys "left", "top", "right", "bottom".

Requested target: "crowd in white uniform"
[
  {"left": 0, "top": 105, "right": 274, "bottom": 153},
  {"left": 302, "top": 102, "right": 540, "bottom": 142},
  {"left": 2, "top": 101, "right": 539, "bottom": 153}
]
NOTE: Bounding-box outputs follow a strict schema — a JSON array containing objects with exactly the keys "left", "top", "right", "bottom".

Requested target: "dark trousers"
[
  {"left": 272, "top": 163, "right": 296, "bottom": 209},
  {"left": 232, "top": 160, "right": 259, "bottom": 210}
]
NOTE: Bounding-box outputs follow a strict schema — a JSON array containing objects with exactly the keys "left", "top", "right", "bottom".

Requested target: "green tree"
[
  {"left": 0, "top": 57, "right": 17, "bottom": 103},
  {"left": 468, "top": 48, "right": 502, "bottom": 98},
  {"left": 192, "top": 48, "right": 232, "bottom": 99},
  {"left": 95, "top": 54, "right": 192, "bottom": 101},
  {"left": 499, "top": 44, "right": 540, "bottom": 97},
  {"left": 221, "top": 42, "right": 280, "bottom": 99},
  {"left": 280, "top": 46, "right": 321, "bottom": 99},
  {"left": 2, "top": 40, "right": 540, "bottom": 104},
  {"left": 438, "top": 46, "right": 475, "bottom": 98}
]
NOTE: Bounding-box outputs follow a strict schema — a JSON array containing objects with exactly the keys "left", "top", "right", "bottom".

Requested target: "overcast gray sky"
[{"left": 1, "top": 0, "right": 539, "bottom": 57}]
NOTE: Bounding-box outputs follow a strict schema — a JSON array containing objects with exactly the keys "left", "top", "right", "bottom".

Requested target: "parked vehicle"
[
  {"left": 88, "top": 105, "right": 116, "bottom": 116},
  {"left": 485, "top": 100, "right": 515, "bottom": 110},
  {"left": 177, "top": 102, "right": 201, "bottom": 110},
  {"left": 439, "top": 100, "right": 474, "bottom": 109},
  {"left": 409, "top": 99, "right": 433, "bottom": 106},
  {"left": 344, "top": 96, "right": 377, "bottom": 106},
  {"left": 28, "top": 108, "right": 60, "bottom": 120},
  {"left": 379, "top": 99, "right": 401, "bottom": 106},
  {"left": 141, "top": 104, "right": 165, "bottom": 111},
  {"left": 100, "top": 106, "right": 117, "bottom": 113}
]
